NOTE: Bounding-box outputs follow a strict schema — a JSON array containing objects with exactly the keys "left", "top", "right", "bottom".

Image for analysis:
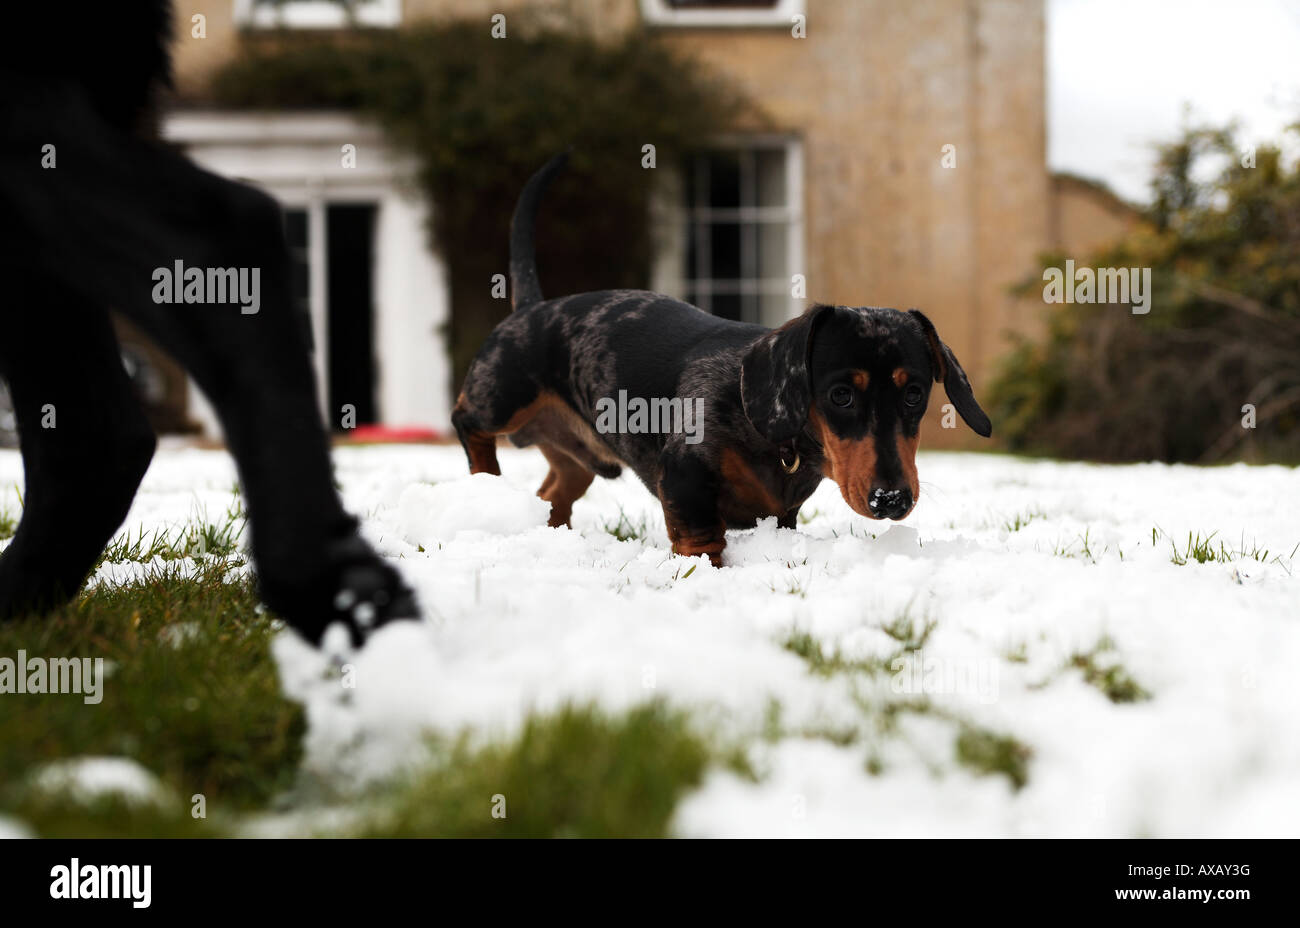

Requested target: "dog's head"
[{"left": 740, "top": 304, "right": 991, "bottom": 520}]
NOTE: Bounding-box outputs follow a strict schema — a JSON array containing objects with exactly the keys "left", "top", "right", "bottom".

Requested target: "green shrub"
[{"left": 989, "top": 124, "right": 1300, "bottom": 462}]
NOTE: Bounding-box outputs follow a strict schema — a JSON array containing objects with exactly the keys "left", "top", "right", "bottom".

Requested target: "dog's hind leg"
[
  {"left": 0, "top": 291, "right": 156, "bottom": 617},
  {"left": 451, "top": 394, "right": 504, "bottom": 476},
  {"left": 535, "top": 443, "right": 595, "bottom": 529}
]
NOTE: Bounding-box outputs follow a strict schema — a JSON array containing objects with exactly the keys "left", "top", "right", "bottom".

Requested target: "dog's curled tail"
[{"left": 509, "top": 150, "right": 569, "bottom": 311}]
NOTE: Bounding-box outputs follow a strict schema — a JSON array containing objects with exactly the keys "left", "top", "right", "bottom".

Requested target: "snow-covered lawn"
[{"left": 4, "top": 443, "right": 1297, "bottom": 836}]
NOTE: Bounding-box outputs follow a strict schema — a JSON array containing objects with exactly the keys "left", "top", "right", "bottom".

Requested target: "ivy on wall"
[{"left": 209, "top": 17, "right": 755, "bottom": 384}]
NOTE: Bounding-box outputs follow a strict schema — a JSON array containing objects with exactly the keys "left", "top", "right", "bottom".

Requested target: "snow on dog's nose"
[{"left": 868, "top": 486, "right": 913, "bottom": 520}]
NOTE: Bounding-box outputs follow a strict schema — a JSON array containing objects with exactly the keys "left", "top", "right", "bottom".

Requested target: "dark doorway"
[{"left": 326, "top": 203, "right": 378, "bottom": 430}]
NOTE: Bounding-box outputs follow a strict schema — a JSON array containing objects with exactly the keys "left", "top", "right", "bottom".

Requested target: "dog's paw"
[
  {"left": 327, "top": 557, "right": 420, "bottom": 648},
  {"left": 262, "top": 534, "right": 420, "bottom": 648}
]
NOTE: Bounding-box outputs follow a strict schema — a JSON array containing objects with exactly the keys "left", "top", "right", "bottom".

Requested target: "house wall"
[
  {"left": 1050, "top": 174, "right": 1142, "bottom": 259},
  {"left": 169, "top": 0, "right": 1050, "bottom": 449}
]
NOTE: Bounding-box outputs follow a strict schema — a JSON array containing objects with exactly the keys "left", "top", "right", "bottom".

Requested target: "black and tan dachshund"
[
  {"left": 0, "top": 2, "right": 415, "bottom": 644},
  {"left": 454, "top": 153, "right": 993, "bottom": 565}
]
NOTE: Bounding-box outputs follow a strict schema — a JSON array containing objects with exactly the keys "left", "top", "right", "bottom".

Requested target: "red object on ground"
[{"left": 342, "top": 425, "right": 444, "bottom": 443}]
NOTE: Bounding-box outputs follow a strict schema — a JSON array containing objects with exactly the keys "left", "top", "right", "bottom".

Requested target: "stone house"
[{"left": 143, "top": 0, "right": 1137, "bottom": 447}]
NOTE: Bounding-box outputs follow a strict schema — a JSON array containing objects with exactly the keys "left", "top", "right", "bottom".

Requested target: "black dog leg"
[
  {"left": 3, "top": 85, "right": 417, "bottom": 644},
  {"left": 0, "top": 294, "right": 155, "bottom": 616},
  {"left": 658, "top": 452, "right": 726, "bottom": 567}
]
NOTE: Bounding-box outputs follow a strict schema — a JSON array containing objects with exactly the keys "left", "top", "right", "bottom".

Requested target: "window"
[
  {"left": 639, "top": 0, "right": 804, "bottom": 28},
  {"left": 282, "top": 202, "right": 380, "bottom": 431},
  {"left": 656, "top": 140, "right": 803, "bottom": 327},
  {"left": 162, "top": 112, "right": 453, "bottom": 438},
  {"left": 233, "top": 0, "right": 402, "bottom": 30}
]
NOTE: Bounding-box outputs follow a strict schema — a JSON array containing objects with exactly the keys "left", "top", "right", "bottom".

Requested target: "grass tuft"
[
  {"left": 600, "top": 507, "right": 651, "bottom": 543},
  {"left": 1068, "top": 639, "right": 1150, "bottom": 703},
  {"left": 955, "top": 725, "right": 1031, "bottom": 790},
  {"left": 0, "top": 556, "right": 303, "bottom": 836},
  {"left": 353, "top": 702, "right": 710, "bottom": 838},
  {"left": 1156, "top": 526, "right": 1294, "bottom": 569},
  {"left": 1002, "top": 509, "right": 1045, "bottom": 533},
  {"left": 98, "top": 500, "right": 245, "bottom": 567}
]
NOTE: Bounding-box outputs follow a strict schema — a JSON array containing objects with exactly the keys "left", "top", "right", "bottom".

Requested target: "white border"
[
  {"left": 639, "top": 0, "right": 804, "bottom": 28},
  {"left": 233, "top": 0, "right": 401, "bottom": 30}
]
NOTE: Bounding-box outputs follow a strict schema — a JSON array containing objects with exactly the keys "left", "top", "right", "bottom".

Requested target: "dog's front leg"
[{"left": 658, "top": 451, "right": 726, "bottom": 567}]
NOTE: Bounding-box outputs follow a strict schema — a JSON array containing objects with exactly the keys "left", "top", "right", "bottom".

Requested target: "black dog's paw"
[
  {"left": 327, "top": 556, "right": 420, "bottom": 649},
  {"left": 262, "top": 535, "right": 420, "bottom": 648}
]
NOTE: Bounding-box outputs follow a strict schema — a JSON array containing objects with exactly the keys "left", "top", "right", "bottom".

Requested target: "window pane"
[
  {"left": 326, "top": 203, "right": 378, "bottom": 429},
  {"left": 760, "top": 290, "right": 793, "bottom": 326},
  {"left": 756, "top": 148, "right": 787, "bottom": 207},
  {"left": 709, "top": 221, "right": 741, "bottom": 280},
  {"left": 712, "top": 292, "right": 741, "bottom": 322},
  {"left": 684, "top": 220, "right": 698, "bottom": 281},
  {"left": 708, "top": 152, "right": 741, "bottom": 209},
  {"left": 757, "top": 220, "right": 787, "bottom": 278}
]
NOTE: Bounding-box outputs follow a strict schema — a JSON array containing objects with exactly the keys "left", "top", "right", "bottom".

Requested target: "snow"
[
  {"left": 0, "top": 816, "right": 33, "bottom": 840},
  {"left": 30, "top": 757, "right": 174, "bottom": 808},
  {"left": 1, "top": 444, "right": 1297, "bottom": 836}
]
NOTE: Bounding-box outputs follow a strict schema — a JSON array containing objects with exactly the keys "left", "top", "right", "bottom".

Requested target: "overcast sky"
[{"left": 1047, "top": 0, "right": 1300, "bottom": 203}]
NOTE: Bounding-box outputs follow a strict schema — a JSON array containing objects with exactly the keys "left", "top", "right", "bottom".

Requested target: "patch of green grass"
[
  {"left": 782, "top": 630, "right": 892, "bottom": 678},
  {"left": 600, "top": 507, "right": 651, "bottom": 543},
  {"left": 7, "top": 793, "right": 216, "bottom": 839},
  {"left": 352, "top": 702, "right": 711, "bottom": 838},
  {"left": 1002, "top": 509, "right": 1045, "bottom": 533},
  {"left": 768, "top": 574, "right": 808, "bottom": 596},
  {"left": 1156, "top": 526, "right": 1296, "bottom": 569},
  {"left": 879, "top": 609, "right": 937, "bottom": 652},
  {"left": 955, "top": 725, "right": 1031, "bottom": 790},
  {"left": 98, "top": 499, "right": 246, "bottom": 566},
  {"left": 0, "top": 557, "right": 303, "bottom": 836},
  {"left": 0, "top": 505, "right": 17, "bottom": 542},
  {"left": 1051, "top": 527, "right": 1101, "bottom": 564},
  {"left": 1068, "top": 639, "right": 1149, "bottom": 703},
  {"left": 782, "top": 619, "right": 1032, "bottom": 790}
]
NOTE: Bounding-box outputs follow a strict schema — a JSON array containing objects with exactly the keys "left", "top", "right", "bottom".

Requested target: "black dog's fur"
[
  {"left": 454, "top": 153, "right": 993, "bottom": 564},
  {"left": 0, "top": 3, "right": 415, "bottom": 643}
]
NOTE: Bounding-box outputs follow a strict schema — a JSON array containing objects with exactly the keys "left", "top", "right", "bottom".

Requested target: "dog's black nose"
[{"left": 868, "top": 487, "right": 913, "bottom": 520}]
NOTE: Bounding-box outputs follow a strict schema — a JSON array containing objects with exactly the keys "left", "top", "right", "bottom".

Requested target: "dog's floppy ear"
[
  {"left": 907, "top": 309, "right": 992, "bottom": 437},
  {"left": 741, "top": 304, "right": 833, "bottom": 444}
]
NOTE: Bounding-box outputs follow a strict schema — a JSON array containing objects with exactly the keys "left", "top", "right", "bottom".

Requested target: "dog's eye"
[
  {"left": 903, "top": 383, "right": 924, "bottom": 407},
  {"left": 829, "top": 385, "right": 854, "bottom": 408}
]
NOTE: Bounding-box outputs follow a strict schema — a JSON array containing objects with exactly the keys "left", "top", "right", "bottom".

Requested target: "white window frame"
[
  {"left": 233, "top": 0, "right": 402, "bottom": 30},
  {"left": 639, "top": 0, "right": 804, "bottom": 28},
  {"left": 653, "top": 135, "right": 804, "bottom": 328},
  {"left": 161, "top": 111, "right": 452, "bottom": 438}
]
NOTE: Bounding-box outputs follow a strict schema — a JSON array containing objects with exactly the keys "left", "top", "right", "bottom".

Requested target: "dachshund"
[{"left": 453, "top": 152, "right": 993, "bottom": 565}]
